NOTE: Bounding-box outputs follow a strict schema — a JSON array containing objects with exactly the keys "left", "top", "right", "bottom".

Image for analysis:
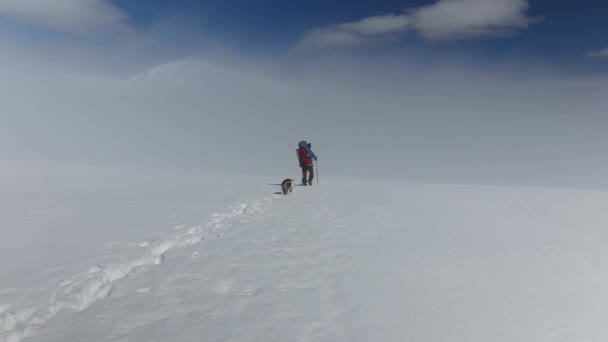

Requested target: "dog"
[{"left": 281, "top": 179, "right": 294, "bottom": 195}]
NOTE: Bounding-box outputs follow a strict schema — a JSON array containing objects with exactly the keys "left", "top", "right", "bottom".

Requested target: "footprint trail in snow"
[{"left": 0, "top": 197, "right": 270, "bottom": 342}]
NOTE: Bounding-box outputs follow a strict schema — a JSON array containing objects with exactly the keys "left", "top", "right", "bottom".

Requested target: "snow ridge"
[{"left": 0, "top": 199, "right": 268, "bottom": 342}]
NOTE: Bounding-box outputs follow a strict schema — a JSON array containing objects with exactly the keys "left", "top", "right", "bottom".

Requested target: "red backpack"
[{"left": 297, "top": 146, "right": 312, "bottom": 166}]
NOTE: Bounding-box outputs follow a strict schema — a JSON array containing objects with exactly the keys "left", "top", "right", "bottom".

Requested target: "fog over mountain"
[{"left": 1, "top": 40, "right": 607, "bottom": 190}]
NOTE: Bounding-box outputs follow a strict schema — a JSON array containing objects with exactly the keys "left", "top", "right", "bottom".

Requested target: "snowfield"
[{"left": 2, "top": 180, "right": 608, "bottom": 342}]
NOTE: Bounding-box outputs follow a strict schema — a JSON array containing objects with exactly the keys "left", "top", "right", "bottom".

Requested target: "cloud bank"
[
  {"left": 2, "top": 38, "right": 608, "bottom": 191},
  {"left": 299, "top": 0, "right": 538, "bottom": 49},
  {"left": 0, "top": 0, "right": 129, "bottom": 33}
]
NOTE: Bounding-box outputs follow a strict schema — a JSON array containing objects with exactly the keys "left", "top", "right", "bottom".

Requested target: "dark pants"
[{"left": 301, "top": 165, "right": 314, "bottom": 186}]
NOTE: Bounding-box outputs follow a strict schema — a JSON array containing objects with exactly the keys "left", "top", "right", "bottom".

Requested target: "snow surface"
[{"left": 2, "top": 180, "right": 608, "bottom": 342}]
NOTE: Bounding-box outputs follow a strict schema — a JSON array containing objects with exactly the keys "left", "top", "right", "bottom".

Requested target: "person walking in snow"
[
  {"left": 307, "top": 143, "right": 318, "bottom": 186},
  {"left": 297, "top": 140, "right": 317, "bottom": 186},
  {"left": 307, "top": 143, "right": 317, "bottom": 163}
]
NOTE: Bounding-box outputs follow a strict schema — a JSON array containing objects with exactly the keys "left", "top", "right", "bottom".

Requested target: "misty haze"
[{"left": 2, "top": 1, "right": 608, "bottom": 341}]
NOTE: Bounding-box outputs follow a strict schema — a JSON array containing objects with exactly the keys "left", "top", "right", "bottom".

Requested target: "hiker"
[
  {"left": 307, "top": 143, "right": 318, "bottom": 163},
  {"left": 297, "top": 140, "right": 317, "bottom": 186}
]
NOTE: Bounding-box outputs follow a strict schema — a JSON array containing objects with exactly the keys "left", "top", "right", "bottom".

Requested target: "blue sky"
[
  {"left": 121, "top": 0, "right": 607, "bottom": 62},
  {"left": 0, "top": 0, "right": 607, "bottom": 70}
]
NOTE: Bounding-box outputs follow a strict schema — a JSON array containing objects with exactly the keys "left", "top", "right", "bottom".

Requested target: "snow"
[{"left": 3, "top": 180, "right": 608, "bottom": 342}]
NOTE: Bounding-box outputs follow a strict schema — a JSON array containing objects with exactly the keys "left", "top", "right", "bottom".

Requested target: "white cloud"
[
  {"left": 0, "top": 0, "right": 129, "bottom": 34},
  {"left": 587, "top": 48, "right": 608, "bottom": 58},
  {"left": 298, "top": 14, "right": 409, "bottom": 49},
  {"left": 338, "top": 14, "right": 410, "bottom": 36},
  {"left": 409, "top": 0, "right": 535, "bottom": 40},
  {"left": 298, "top": 0, "right": 538, "bottom": 49}
]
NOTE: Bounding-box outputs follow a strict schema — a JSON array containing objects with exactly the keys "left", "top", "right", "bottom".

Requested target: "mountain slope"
[{"left": 3, "top": 180, "right": 608, "bottom": 342}]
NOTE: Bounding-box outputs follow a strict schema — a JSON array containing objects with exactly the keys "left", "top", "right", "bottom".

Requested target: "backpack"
[{"left": 297, "top": 146, "right": 312, "bottom": 167}]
